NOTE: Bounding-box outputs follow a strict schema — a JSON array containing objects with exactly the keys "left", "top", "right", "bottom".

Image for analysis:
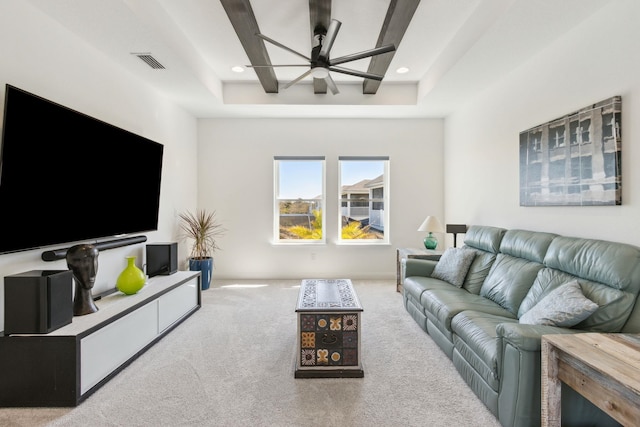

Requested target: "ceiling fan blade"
[
  {"left": 282, "top": 69, "right": 313, "bottom": 90},
  {"left": 325, "top": 74, "right": 340, "bottom": 95},
  {"left": 329, "top": 66, "right": 385, "bottom": 81},
  {"left": 318, "top": 19, "right": 341, "bottom": 61},
  {"left": 256, "top": 33, "right": 311, "bottom": 62},
  {"left": 246, "top": 64, "right": 310, "bottom": 68},
  {"left": 329, "top": 44, "right": 395, "bottom": 66}
]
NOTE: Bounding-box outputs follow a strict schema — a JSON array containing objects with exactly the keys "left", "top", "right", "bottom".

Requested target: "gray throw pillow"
[
  {"left": 519, "top": 280, "right": 598, "bottom": 327},
  {"left": 431, "top": 248, "right": 476, "bottom": 288}
]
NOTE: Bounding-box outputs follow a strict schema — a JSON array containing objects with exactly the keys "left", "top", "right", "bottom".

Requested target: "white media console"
[{"left": 0, "top": 270, "right": 201, "bottom": 407}]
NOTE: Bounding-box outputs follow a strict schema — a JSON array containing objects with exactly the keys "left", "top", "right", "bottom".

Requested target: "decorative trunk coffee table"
[{"left": 295, "top": 279, "right": 364, "bottom": 378}]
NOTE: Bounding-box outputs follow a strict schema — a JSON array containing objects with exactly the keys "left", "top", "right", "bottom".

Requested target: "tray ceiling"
[{"left": 26, "top": 0, "right": 614, "bottom": 118}]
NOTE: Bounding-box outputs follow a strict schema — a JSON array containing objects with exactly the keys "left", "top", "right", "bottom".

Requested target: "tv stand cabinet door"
[
  {"left": 80, "top": 302, "right": 158, "bottom": 395},
  {"left": 158, "top": 277, "right": 199, "bottom": 332}
]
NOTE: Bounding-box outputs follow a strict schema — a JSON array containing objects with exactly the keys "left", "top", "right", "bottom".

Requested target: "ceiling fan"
[{"left": 247, "top": 19, "right": 396, "bottom": 95}]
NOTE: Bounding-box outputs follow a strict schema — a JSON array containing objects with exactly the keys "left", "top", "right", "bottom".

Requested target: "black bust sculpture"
[{"left": 66, "top": 244, "right": 100, "bottom": 316}]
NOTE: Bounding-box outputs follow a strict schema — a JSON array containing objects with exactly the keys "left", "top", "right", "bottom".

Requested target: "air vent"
[{"left": 132, "top": 53, "right": 165, "bottom": 69}]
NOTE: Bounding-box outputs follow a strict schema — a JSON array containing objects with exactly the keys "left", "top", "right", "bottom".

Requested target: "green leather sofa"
[{"left": 402, "top": 225, "right": 640, "bottom": 427}]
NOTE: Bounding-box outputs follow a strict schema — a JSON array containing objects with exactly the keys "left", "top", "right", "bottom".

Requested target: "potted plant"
[{"left": 178, "top": 209, "right": 226, "bottom": 290}]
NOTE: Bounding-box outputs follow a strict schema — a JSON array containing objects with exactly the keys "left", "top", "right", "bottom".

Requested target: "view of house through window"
[
  {"left": 339, "top": 157, "right": 389, "bottom": 243},
  {"left": 274, "top": 156, "right": 389, "bottom": 243},
  {"left": 274, "top": 156, "right": 325, "bottom": 242}
]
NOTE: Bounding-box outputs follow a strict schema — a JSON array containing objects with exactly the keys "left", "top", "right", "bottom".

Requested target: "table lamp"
[{"left": 418, "top": 216, "right": 445, "bottom": 249}]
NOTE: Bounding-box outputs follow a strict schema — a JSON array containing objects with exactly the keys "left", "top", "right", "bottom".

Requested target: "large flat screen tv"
[{"left": 0, "top": 84, "right": 164, "bottom": 255}]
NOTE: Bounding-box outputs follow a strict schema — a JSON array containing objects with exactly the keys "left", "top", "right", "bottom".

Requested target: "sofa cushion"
[
  {"left": 499, "top": 229, "right": 557, "bottom": 264},
  {"left": 452, "top": 310, "right": 518, "bottom": 391},
  {"left": 519, "top": 280, "right": 598, "bottom": 327},
  {"left": 579, "top": 279, "right": 636, "bottom": 331},
  {"left": 461, "top": 247, "right": 497, "bottom": 295},
  {"left": 544, "top": 236, "right": 640, "bottom": 333},
  {"left": 480, "top": 254, "right": 544, "bottom": 316},
  {"left": 545, "top": 236, "right": 640, "bottom": 291},
  {"left": 476, "top": 228, "right": 557, "bottom": 317},
  {"left": 431, "top": 247, "right": 476, "bottom": 287},
  {"left": 420, "top": 288, "right": 515, "bottom": 335},
  {"left": 463, "top": 225, "right": 506, "bottom": 254},
  {"left": 544, "top": 236, "right": 640, "bottom": 293},
  {"left": 518, "top": 268, "right": 573, "bottom": 316},
  {"left": 403, "top": 276, "right": 460, "bottom": 303},
  {"left": 520, "top": 267, "right": 637, "bottom": 332},
  {"left": 458, "top": 226, "right": 507, "bottom": 296}
]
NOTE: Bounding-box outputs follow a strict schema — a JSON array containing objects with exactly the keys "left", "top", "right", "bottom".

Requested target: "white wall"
[
  {"left": 444, "top": 0, "right": 640, "bottom": 246},
  {"left": 198, "top": 118, "right": 444, "bottom": 279},
  {"left": 0, "top": 2, "right": 198, "bottom": 331}
]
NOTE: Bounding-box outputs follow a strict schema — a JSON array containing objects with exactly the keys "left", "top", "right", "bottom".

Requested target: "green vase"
[
  {"left": 116, "top": 256, "right": 146, "bottom": 295},
  {"left": 423, "top": 232, "right": 438, "bottom": 250}
]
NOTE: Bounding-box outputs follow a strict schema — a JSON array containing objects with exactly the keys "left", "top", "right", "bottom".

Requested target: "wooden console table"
[
  {"left": 541, "top": 333, "right": 640, "bottom": 427},
  {"left": 396, "top": 248, "right": 442, "bottom": 293}
]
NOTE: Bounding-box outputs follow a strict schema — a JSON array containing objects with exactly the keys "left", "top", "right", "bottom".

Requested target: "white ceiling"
[{"left": 27, "top": 0, "right": 613, "bottom": 119}]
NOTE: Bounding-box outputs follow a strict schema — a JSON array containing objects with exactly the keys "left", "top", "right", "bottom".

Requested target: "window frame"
[
  {"left": 337, "top": 156, "right": 390, "bottom": 245},
  {"left": 273, "top": 156, "right": 326, "bottom": 244}
]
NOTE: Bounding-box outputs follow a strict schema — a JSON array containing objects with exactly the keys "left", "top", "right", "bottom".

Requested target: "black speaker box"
[
  {"left": 4, "top": 270, "right": 73, "bottom": 335},
  {"left": 146, "top": 242, "right": 178, "bottom": 277}
]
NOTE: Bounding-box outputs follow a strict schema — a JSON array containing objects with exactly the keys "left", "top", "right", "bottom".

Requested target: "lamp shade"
[{"left": 417, "top": 216, "right": 445, "bottom": 233}]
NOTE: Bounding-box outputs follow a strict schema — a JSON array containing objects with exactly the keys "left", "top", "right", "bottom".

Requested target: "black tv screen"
[{"left": 0, "top": 84, "right": 164, "bottom": 255}]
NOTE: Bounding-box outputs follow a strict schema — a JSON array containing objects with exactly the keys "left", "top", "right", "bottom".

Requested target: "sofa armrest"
[
  {"left": 404, "top": 258, "right": 438, "bottom": 277},
  {"left": 497, "top": 323, "right": 583, "bottom": 426},
  {"left": 496, "top": 323, "right": 614, "bottom": 427},
  {"left": 496, "top": 322, "right": 581, "bottom": 352}
]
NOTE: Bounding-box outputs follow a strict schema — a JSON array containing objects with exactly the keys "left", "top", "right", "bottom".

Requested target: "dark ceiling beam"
[
  {"left": 363, "top": 0, "right": 420, "bottom": 94},
  {"left": 309, "top": 0, "right": 331, "bottom": 94},
  {"left": 220, "top": 0, "right": 278, "bottom": 93}
]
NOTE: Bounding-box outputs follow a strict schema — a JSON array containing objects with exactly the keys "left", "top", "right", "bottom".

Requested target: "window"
[
  {"left": 338, "top": 157, "right": 389, "bottom": 243},
  {"left": 570, "top": 119, "right": 591, "bottom": 145},
  {"left": 549, "top": 125, "right": 565, "bottom": 149},
  {"left": 274, "top": 156, "right": 325, "bottom": 243}
]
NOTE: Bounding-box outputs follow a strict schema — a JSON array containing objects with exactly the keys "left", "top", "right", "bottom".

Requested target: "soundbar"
[{"left": 41, "top": 235, "right": 148, "bottom": 261}]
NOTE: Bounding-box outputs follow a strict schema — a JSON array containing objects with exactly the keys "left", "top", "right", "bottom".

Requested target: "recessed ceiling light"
[
  {"left": 396, "top": 67, "right": 410, "bottom": 74},
  {"left": 231, "top": 66, "right": 245, "bottom": 73}
]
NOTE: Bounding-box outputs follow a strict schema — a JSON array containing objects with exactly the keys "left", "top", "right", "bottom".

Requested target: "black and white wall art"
[{"left": 519, "top": 96, "right": 622, "bottom": 206}]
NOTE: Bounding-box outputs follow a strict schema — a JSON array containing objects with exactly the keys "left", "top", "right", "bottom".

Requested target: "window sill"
[
  {"left": 335, "top": 241, "right": 390, "bottom": 246},
  {"left": 272, "top": 241, "right": 326, "bottom": 246}
]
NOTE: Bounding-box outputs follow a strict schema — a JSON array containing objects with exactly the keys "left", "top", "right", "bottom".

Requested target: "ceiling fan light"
[{"left": 310, "top": 67, "right": 329, "bottom": 79}]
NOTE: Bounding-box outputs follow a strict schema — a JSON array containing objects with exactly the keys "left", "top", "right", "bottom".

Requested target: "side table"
[
  {"left": 541, "top": 333, "right": 640, "bottom": 427},
  {"left": 396, "top": 248, "right": 443, "bottom": 293}
]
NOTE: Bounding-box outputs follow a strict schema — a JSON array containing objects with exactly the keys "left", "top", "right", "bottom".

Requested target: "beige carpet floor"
[{"left": 0, "top": 279, "right": 501, "bottom": 427}]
